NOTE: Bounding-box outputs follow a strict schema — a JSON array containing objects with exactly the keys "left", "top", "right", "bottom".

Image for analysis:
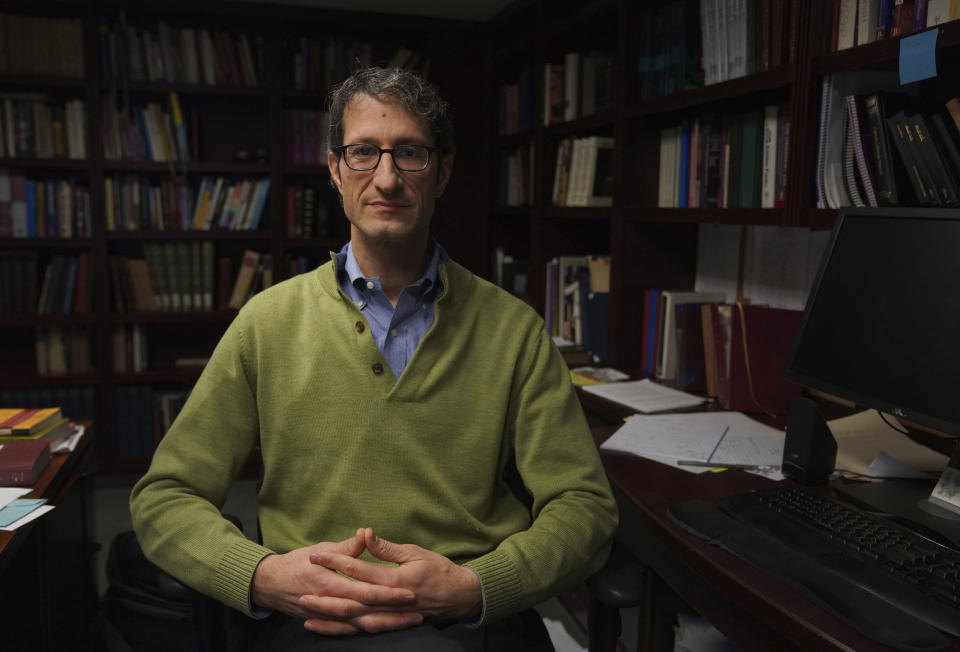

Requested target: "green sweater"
[{"left": 130, "top": 255, "right": 618, "bottom": 624}]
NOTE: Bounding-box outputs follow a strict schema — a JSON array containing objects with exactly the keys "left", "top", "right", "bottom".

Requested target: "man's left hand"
[{"left": 301, "top": 527, "right": 482, "bottom": 633}]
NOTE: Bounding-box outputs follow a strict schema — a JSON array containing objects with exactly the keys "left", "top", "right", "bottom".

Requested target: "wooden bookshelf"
[
  {"left": 487, "top": 0, "right": 960, "bottom": 372},
  {"left": 0, "top": 0, "right": 487, "bottom": 473}
]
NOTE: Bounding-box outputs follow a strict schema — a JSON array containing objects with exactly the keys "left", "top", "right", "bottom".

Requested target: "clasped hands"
[{"left": 251, "top": 527, "right": 482, "bottom": 636}]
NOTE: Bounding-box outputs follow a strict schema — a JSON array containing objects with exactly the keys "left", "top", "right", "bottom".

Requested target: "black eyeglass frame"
[{"left": 333, "top": 143, "right": 439, "bottom": 172}]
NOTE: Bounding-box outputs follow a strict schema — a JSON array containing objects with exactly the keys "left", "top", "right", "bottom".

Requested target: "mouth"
[{"left": 368, "top": 200, "right": 408, "bottom": 212}]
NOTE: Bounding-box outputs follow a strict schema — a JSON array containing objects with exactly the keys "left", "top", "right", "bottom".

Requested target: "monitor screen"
[{"left": 783, "top": 207, "right": 960, "bottom": 438}]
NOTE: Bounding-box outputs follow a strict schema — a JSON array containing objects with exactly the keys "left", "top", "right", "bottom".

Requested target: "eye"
[
  {"left": 395, "top": 145, "right": 419, "bottom": 158},
  {"left": 351, "top": 144, "right": 377, "bottom": 157}
]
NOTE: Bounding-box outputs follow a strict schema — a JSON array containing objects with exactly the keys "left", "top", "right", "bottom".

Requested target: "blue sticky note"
[{"left": 899, "top": 28, "right": 939, "bottom": 84}]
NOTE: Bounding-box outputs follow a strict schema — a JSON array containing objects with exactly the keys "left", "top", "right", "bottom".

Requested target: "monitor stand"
[{"left": 832, "top": 478, "right": 960, "bottom": 551}]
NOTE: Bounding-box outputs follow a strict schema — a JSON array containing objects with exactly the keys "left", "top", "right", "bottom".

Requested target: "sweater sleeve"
[
  {"left": 130, "top": 310, "right": 273, "bottom": 615},
  {"left": 466, "top": 324, "right": 619, "bottom": 624}
]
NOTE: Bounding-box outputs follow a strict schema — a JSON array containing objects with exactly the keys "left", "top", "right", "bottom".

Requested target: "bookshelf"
[
  {"left": 487, "top": 0, "right": 960, "bottom": 374},
  {"left": 0, "top": 0, "right": 487, "bottom": 473}
]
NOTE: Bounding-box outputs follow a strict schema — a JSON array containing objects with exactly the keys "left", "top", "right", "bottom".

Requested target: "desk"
[
  {"left": 581, "top": 392, "right": 960, "bottom": 651},
  {"left": 0, "top": 423, "right": 98, "bottom": 651}
]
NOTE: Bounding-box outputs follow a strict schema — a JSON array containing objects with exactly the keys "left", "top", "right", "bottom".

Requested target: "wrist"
[{"left": 251, "top": 553, "right": 278, "bottom": 609}]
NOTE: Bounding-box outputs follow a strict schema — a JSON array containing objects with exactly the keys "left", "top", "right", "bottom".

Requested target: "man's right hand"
[{"left": 250, "top": 528, "right": 423, "bottom": 635}]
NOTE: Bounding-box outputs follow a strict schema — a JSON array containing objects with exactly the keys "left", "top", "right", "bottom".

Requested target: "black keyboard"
[{"left": 717, "top": 485, "right": 960, "bottom": 638}]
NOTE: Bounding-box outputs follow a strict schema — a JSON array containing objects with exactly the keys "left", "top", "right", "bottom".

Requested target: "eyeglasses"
[{"left": 334, "top": 143, "right": 437, "bottom": 172}]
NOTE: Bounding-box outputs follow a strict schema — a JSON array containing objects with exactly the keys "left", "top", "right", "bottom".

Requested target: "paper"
[
  {"left": 581, "top": 378, "right": 707, "bottom": 413},
  {"left": 741, "top": 226, "right": 810, "bottom": 310},
  {"left": 51, "top": 423, "right": 86, "bottom": 453},
  {"left": 0, "top": 487, "right": 31, "bottom": 511},
  {"left": 828, "top": 409, "right": 949, "bottom": 477},
  {"left": 899, "top": 28, "right": 939, "bottom": 85},
  {"left": 600, "top": 411, "right": 785, "bottom": 477},
  {"left": 0, "top": 504, "right": 54, "bottom": 531},
  {"left": 865, "top": 451, "right": 938, "bottom": 480},
  {"left": 695, "top": 223, "right": 742, "bottom": 302},
  {"left": 0, "top": 497, "right": 48, "bottom": 528}
]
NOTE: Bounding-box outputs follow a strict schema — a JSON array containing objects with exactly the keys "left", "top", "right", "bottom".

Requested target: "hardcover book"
[{"left": 0, "top": 439, "right": 51, "bottom": 486}]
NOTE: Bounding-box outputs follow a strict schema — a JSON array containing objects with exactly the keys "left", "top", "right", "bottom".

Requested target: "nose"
[{"left": 372, "top": 151, "right": 403, "bottom": 194}]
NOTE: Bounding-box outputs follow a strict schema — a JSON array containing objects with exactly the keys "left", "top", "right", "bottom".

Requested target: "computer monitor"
[
  {"left": 784, "top": 207, "right": 960, "bottom": 438},
  {"left": 783, "top": 207, "right": 960, "bottom": 542}
]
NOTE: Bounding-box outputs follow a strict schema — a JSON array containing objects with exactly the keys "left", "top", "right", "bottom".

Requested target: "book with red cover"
[
  {"left": 0, "top": 439, "right": 51, "bottom": 486},
  {"left": 721, "top": 304, "right": 802, "bottom": 415}
]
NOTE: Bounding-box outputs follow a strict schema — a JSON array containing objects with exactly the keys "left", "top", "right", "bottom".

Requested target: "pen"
[{"left": 676, "top": 460, "right": 779, "bottom": 471}]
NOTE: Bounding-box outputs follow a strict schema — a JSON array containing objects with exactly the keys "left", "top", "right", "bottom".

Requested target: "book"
[
  {"left": 228, "top": 250, "right": 261, "bottom": 309},
  {"left": 0, "top": 407, "right": 62, "bottom": 435},
  {"left": 886, "top": 109, "right": 933, "bottom": 204},
  {"left": 656, "top": 291, "right": 725, "bottom": 382},
  {"left": 0, "top": 417, "right": 71, "bottom": 443},
  {"left": 720, "top": 303, "right": 802, "bottom": 414},
  {"left": 907, "top": 112, "right": 960, "bottom": 205},
  {"left": 0, "top": 440, "right": 51, "bottom": 486},
  {"left": 863, "top": 93, "right": 900, "bottom": 205}
]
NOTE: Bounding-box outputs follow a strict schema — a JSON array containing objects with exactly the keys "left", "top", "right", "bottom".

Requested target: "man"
[{"left": 131, "top": 66, "right": 617, "bottom": 650}]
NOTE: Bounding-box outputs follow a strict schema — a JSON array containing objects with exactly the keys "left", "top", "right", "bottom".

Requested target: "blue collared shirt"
[{"left": 336, "top": 241, "right": 445, "bottom": 379}]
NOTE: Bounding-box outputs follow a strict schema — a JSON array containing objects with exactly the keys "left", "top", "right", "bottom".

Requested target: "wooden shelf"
[{"left": 0, "top": 0, "right": 489, "bottom": 472}]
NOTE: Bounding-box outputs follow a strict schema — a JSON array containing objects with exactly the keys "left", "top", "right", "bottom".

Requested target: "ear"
[
  {"left": 328, "top": 150, "right": 343, "bottom": 194},
  {"left": 434, "top": 153, "right": 455, "bottom": 198}
]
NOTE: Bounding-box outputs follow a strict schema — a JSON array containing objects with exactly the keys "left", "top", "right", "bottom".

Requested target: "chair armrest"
[{"left": 587, "top": 543, "right": 646, "bottom": 608}]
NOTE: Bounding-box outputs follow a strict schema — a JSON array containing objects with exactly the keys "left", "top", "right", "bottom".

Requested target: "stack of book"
[
  {"left": 657, "top": 104, "right": 790, "bottom": 209},
  {"left": 545, "top": 255, "right": 611, "bottom": 364},
  {"left": 98, "top": 21, "right": 264, "bottom": 87},
  {"left": 0, "top": 407, "right": 76, "bottom": 489},
  {"left": 815, "top": 74, "right": 960, "bottom": 209},
  {"left": 552, "top": 136, "right": 614, "bottom": 207},
  {"left": 0, "top": 14, "right": 84, "bottom": 77},
  {"left": 0, "top": 170, "right": 92, "bottom": 238}
]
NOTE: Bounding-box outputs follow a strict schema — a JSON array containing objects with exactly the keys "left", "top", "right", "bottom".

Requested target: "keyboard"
[{"left": 717, "top": 485, "right": 960, "bottom": 638}]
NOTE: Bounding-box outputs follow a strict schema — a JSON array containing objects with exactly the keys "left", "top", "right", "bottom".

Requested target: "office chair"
[
  {"left": 100, "top": 516, "right": 242, "bottom": 652},
  {"left": 586, "top": 542, "right": 647, "bottom": 652}
]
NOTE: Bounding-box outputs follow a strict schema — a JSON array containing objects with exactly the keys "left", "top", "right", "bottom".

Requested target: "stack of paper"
[
  {"left": 581, "top": 378, "right": 708, "bottom": 413},
  {"left": 0, "top": 487, "right": 53, "bottom": 531},
  {"left": 600, "top": 411, "right": 785, "bottom": 478}
]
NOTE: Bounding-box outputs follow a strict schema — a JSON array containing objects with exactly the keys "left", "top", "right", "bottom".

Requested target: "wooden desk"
[
  {"left": 583, "top": 392, "right": 960, "bottom": 651},
  {"left": 0, "top": 423, "right": 98, "bottom": 651}
]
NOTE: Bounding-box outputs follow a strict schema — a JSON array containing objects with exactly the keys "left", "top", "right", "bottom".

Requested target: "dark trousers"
[{"left": 246, "top": 609, "right": 555, "bottom": 652}]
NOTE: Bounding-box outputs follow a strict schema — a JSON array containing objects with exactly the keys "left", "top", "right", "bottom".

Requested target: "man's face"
[{"left": 328, "top": 93, "right": 453, "bottom": 246}]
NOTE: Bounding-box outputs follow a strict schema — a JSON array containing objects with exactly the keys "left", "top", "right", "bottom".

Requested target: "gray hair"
[{"left": 327, "top": 66, "right": 455, "bottom": 155}]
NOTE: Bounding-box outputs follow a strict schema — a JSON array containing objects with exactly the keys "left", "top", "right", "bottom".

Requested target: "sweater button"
[
  {"left": 372, "top": 362, "right": 384, "bottom": 375},
  {"left": 355, "top": 321, "right": 365, "bottom": 333}
]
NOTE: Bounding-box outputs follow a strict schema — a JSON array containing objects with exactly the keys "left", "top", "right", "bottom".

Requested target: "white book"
[
  {"left": 658, "top": 127, "right": 679, "bottom": 208},
  {"left": 856, "top": 0, "right": 880, "bottom": 46},
  {"left": 837, "top": 0, "right": 858, "bottom": 51},
  {"left": 199, "top": 30, "right": 218, "bottom": 85},
  {"left": 760, "top": 104, "right": 779, "bottom": 208},
  {"left": 181, "top": 28, "right": 200, "bottom": 84},
  {"left": 656, "top": 290, "right": 726, "bottom": 381}
]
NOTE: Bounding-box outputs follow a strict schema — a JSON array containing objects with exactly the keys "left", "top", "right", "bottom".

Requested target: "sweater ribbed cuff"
[
  {"left": 466, "top": 549, "right": 523, "bottom": 625},
  {"left": 212, "top": 538, "right": 274, "bottom": 615}
]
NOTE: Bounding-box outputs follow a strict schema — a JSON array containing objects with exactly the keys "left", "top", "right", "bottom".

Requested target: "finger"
[
  {"left": 302, "top": 568, "right": 415, "bottom": 605},
  {"left": 364, "top": 528, "right": 418, "bottom": 564},
  {"left": 298, "top": 594, "right": 415, "bottom": 619},
  {"left": 323, "top": 528, "right": 366, "bottom": 557},
  {"left": 310, "top": 550, "right": 401, "bottom": 587},
  {"left": 303, "top": 618, "right": 361, "bottom": 636},
  {"left": 304, "top": 612, "right": 424, "bottom": 635}
]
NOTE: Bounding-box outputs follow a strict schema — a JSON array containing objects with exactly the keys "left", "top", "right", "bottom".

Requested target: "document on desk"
[
  {"left": 0, "top": 487, "right": 31, "bottom": 511},
  {"left": 600, "top": 411, "right": 786, "bottom": 478},
  {"left": 580, "top": 378, "right": 708, "bottom": 413}
]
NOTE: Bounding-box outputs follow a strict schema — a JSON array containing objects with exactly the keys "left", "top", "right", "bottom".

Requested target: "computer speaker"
[{"left": 782, "top": 396, "right": 838, "bottom": 484}]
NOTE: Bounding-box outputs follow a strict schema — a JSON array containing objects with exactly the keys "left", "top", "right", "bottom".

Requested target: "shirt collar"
[{"left": 336, "top": 239, "right": 446, "bottom": 296}]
